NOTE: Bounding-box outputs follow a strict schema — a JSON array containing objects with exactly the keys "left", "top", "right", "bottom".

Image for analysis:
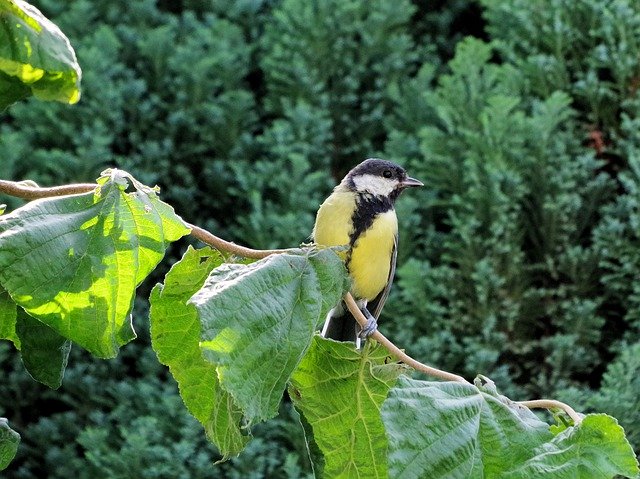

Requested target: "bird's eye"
[{"left": 383, "top": 170, "right": 392, "bottom": 178}]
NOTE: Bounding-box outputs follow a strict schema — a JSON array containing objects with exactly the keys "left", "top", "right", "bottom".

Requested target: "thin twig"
[
  {"left": 344, "top": 293, "right": 584, "bottom": 423},
  {"left": 0, "top": 179, "right": 96, "bottom": 199},
  {"left": 343, "top": 293, "right": 468, "bottom": 383},
  {"left": 188, "top": 224, "right": 292, "bottom": 259},
  {"left": 0, "top": 179, "right": 292, "bottom": 260},
  {"left": 0, "top": 176, "right": 585, "bottom": 424},
  {"left": 517, "top": 399, "right": 583, "bottom": 425}
]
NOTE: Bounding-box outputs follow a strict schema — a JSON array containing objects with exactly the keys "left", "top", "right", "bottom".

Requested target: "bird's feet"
[{"left": 358, "top": 309, "right": 378, "bottom": 339}]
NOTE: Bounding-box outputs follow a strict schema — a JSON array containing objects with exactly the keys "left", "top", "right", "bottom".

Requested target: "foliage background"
[{"left": 1, "top": 0, "right": 639, "bottom": 476}]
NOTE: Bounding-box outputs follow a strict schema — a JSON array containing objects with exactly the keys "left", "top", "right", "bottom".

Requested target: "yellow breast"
[
  {"left": 312, "top": 191, "right": 355, "bottom": 258},
  {"left": 313, "top": 191, "right": 397, "bottom": 301},
  {"left": 348, "top": 210, "right": 397, "bottom": 300}
]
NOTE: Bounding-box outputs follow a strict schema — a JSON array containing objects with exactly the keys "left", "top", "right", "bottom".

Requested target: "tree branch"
[
  {"left": 0, "top": 179, "right": 294, "bottom": 260},
  {"left": 0, "top": 176, "right": 585, "bottom": 424},
  {"left": 188, "top": 224, "right": 293, "bottom": 259},
  {"left": 343, "top": 292, "right": 468, "bottom": 383},
  {"left": 517, "top": 399, "right": 582, "bottom": 425},
  {"left": 0, "top": 179, "right": 96, "bottom": 199},
  {"left": 343, "top": 294, "right": 583, "bottom": 423}
]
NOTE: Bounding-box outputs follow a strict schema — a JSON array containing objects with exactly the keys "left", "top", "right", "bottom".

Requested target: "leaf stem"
[
  {"left": 0, "top": 177, "right": 585, "bottom": 425},
  {"left": 517, "top": 399, "right": 583, "bottom": 425}
]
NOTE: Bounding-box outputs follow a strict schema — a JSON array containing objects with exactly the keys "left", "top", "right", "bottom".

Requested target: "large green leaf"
[
  {"left": 150, "top": 245, "right": 249, "bottom": 458},
  {"left": 192, "top": 248, "right": 347, "bottom": 422},
  {"left": 0, "top": 284, "right": 19, "bottom": 348},
  {"left": 0, "top": 0, "right": 81, "bottom": 109},
  {"left": 382, "top": 376, "right": 553, "bottom": 479},
  {"left": 15, "top": 308, "right": 70, "bottom": 389},
  {"left": 289, "top": 337, "right": 405, "bottom": 479},
  {"left": 502, "top": 414, "right": 640, "bottom": 479},
  {"left": 382, "top": 376, "right": 639, "bottom": 479},
  {"left": 0, "top": 418, "right": 20, "bottom": 471},
  {"left": 0, "top": 169, "right": 190, "bottom": 358}
]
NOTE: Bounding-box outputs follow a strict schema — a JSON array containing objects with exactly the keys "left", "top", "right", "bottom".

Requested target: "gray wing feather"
[{"left": 369, "top": 233, "right": 398, "bottom": 319}]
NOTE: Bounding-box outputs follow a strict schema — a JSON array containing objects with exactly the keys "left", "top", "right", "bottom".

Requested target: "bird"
[{"left": 312, "top": 158, "right": 423, "bottom": 343}]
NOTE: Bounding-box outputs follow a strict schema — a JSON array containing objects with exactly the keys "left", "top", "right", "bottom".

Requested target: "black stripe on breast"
[{"left": 345, "top": 194, "right": 393, "bottom": 269}]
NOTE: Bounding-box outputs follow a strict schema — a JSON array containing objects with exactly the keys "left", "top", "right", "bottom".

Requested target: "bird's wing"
[{"left": 368, "top": 233, "right": 398, "bottom": 319}]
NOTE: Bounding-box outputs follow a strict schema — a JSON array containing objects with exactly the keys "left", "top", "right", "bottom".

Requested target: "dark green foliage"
[
  {"left": 409, "top": 0, "right": 484, "bottom": 64},
  {"left": 385, "top": 38, "right": 617, "bottom": 398},
  {"left": 1, "top": 0, "right": 640, "bottom": 474},
  {"left": 482, "top": 0, "right": 640, "bottom": 383},
  {"left": 236, "top": 0, "right": 429, "bottom": 247},
  {"left": 587, "top": 341, "right": 640, "bottom": 450},
  {"left": 229, "top": 103, "right": 335, "bottom": 248},
  {"left": 260, "top": 0, "right": 425, "bottom": 175},
  {"left": 481, "top": 0, "right": 640, "bottom": 130},
  {"left": 594, "top": 99, "right": 640, "bottom": 340}
]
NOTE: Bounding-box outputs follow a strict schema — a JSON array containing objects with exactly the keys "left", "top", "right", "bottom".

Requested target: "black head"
[{"left": 343, "top": 158, "right": 423, "bottom": 200}]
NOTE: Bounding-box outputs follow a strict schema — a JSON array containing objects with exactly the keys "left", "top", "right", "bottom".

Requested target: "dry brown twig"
[{"left": 0, "top": 177, "right": 584, "bottom": 424}]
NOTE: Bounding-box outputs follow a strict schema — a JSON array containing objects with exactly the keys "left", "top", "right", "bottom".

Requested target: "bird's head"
[{"left": 342, "top": 158, "right": 423, "bottom": 201}]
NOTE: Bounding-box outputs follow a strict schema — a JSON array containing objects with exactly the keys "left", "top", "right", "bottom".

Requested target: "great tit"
[{"left": 312, "top": 158, "right": 423, "bottom": 343}]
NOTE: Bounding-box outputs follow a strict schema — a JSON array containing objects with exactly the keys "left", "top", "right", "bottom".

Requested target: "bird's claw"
[{"left": 359, "top": 317, "right": 378, "bottom": 339}]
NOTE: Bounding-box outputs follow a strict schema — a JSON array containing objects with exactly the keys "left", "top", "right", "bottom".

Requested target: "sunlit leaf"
[
  {"left": 0, "top": 284, "right": 19, "bottom": 348},
  {"left": 0, "top": 169, "right": 190, "bottom": 358},
  {"left": 0, "top": 0, "right": 81, "bottom": 109},
  {"left": 382, "top": 376, "right": 639, "bottom": 479},
  {"left": 382, "top": 376, "right": 552, "bottom": 478},
  {"left": 502, "top": 414, "right": 640, "bottom": 479}
]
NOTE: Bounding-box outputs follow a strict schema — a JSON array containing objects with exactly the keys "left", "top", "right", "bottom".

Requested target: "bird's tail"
[{"left": 321, "top": 302, "right": 359, "bottom": 342}]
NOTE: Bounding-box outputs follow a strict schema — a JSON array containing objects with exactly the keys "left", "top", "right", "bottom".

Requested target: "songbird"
[{"left": 312, "top": 158, "right": 423, "bottom": 343}]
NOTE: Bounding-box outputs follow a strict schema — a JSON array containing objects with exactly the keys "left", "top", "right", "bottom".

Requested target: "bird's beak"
[{"left": 400, "top": 176, "right": 424, "bottom": 188}]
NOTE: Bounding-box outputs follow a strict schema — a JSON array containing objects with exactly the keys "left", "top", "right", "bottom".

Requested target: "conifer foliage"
[{"left": 1, "top": 0, "right": 640, "bottom": 477}]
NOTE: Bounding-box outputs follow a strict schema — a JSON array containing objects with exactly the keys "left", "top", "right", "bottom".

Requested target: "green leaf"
[
  {"left": 503, "top": 414, "right": 640, "bottom": 479},
  {"left": 0, "top": 0, "right": 81, "bottom": 109},
  {"left": 192, "top": 248, "right": 347, "bottom": 422},
  {"left": 383, "top": 377, "right": 640, "bottom": 479},
  {"left": 382, "top": 376, "right": 554, "bottom": 479},
  {"left": 0, "top": 169, "right": 190, "bottom": 358},
  {"left": 291, "top": 403, "right": 324, "bottom": 476},
  {"left": 149, "top": 245, "right": 250, "bottom": 458},
  {"left": 0, "top": 418, "right": 20, "bottom": 471},
  {"left": 289, "top": 337, "right": 405, "bottom": 479},
  {"left": 0, "top": 284, "right": 19, "bottom": 348},
  {"left": 15, "top": 308, "right": 70, "bottom": 389}
]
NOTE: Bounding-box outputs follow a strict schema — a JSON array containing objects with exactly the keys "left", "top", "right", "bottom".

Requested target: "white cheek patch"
[{"left": 352, "top": 174, "right": 397, "bottom": 196}]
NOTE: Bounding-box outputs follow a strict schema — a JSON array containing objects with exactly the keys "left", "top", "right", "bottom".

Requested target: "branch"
[
  {"left": 344, "top": 293, "right": 583, "bottom": 424},
  {"left": 0, "top": 176, "right": 585, "bottom": 424},
  {"left": 517, "top": 399, "right": 583, "bottom": 425},
  {"left": 343, "top": 293, "right": 468, "bottom": 383},
  {"left": 0, "top": 179, "right": 293, "bottom": 259},
  {"left": 0, "top": 179, "right": 95, "bottom": 199},
  {"left": 188, "top": 224, "right": 293, "bottom": 259}
]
